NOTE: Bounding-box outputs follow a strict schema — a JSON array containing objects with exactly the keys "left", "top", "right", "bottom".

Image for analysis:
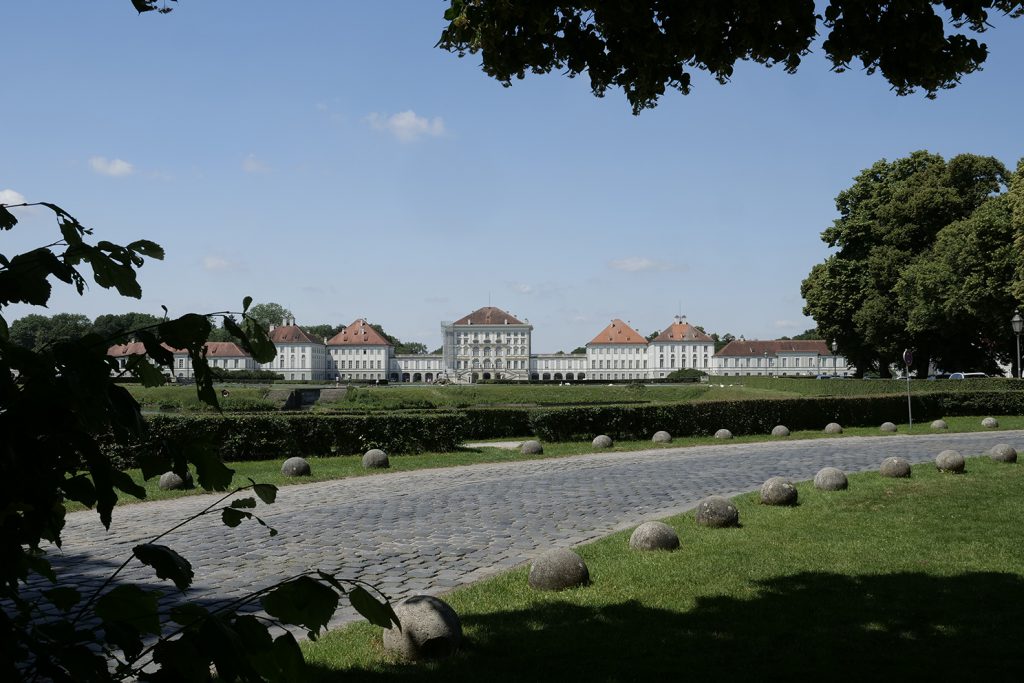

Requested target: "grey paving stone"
[{"left": 37, "top": 430, "right": 1023, "bottom": 639}]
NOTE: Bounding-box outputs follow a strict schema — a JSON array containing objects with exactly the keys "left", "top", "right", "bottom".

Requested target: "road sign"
[{"left": 903, "top": 349, "right": 913, "bottom": 366}]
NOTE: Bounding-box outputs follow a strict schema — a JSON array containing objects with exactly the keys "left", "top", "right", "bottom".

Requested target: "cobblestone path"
[{"left": 43, "top": 430, "right": 1023, "bottom": 632}]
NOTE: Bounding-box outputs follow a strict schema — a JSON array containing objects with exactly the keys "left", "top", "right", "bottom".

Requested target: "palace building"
[{"left": 111, "top": 305, "right": 852, "bottom": 382}]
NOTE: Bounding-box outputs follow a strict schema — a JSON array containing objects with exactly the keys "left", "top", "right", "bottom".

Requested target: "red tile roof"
[
  {"left": 269, "top": 324, "right": 321, "bottom": 344},
  {"left": 716, "top": 340, "right": 833, "bottom": 357},
  {"left": 652, "top": 318, "right": 713, "bottom": 343},
  {"left": 201, "top": 341, "right": 250, "bottom": 357},
  {"left": 106, "top": 341, "right": 178, "bottom": 357},
  {"left": 453, "top": 306, "right": 524, "bottom": 325},
  {"left": 107, "top": 341, "right": 249, "bottom": 357},
  {"left": 587, "top": 319, "right": 648, "bottom": 346},
  {"left": 326, "top": 319, "right": 393, "bottom": 346}
]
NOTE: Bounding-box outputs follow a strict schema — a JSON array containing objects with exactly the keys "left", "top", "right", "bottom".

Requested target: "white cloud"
[
  {"left": 242, "top": 154, "right": 270, "bottom": 173},
  {"left": 513, "top": 283, "right": 535, "bottom": 294},
  {"left": 608, "top": 256, "right": 677, "bottom": 273},
  {"left": 203, "top": 256, "right": 234, "bottom": 272},
  {"left": 89, "top": 156, "right": 134, "bottom": 177},
  {"left": 366, "top": 110, "right": 445, "bottom": 142},
  {"left": 0, "top": 188, "right": 27, "bottom": 205},
  {"left": 774, "top": 319, "right": 799, "bottom": 329}
]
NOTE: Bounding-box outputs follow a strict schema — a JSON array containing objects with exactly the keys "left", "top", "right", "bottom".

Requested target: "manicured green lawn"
[
  {"left": 302, "top": 455, "right": 1024, "bottom": 680},
  {"left": 87, "top": 415, "right": 1024, "bottom": 513}
]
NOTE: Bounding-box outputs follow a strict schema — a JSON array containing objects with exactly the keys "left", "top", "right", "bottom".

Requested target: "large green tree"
[
  {"left": 9, "top": 313, "right": 92, "bottom": 351},
  {"left": 91, "top": 312, "right": 164, "bottom": 345},
  {"left": 897, "top": 194, "right": 1021, "bottom": 375},
  {"left": 437, "top": 1, "right": 1024, "bottom": 113},
  {"left": 802, "top": 151, "right": 1012, "bottom": 377},
  {"left": 247, "top": 302, "right": 294, "bottom": 329},
  {"left": 1010, "top": 159, "right": 1024, "bottom": 305}
]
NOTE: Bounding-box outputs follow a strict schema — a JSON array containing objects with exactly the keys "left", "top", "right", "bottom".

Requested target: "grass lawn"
[
  {"left": 302, "top": 455, "right": 1024, "bottom": 680},
  {"left": 87, "top": 415, "right": 1024, "bottom": 512}
]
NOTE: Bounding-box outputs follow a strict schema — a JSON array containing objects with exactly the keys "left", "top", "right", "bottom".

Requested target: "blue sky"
[{"left": 4, "top": 2, "right": 1023, "bottom": 352}]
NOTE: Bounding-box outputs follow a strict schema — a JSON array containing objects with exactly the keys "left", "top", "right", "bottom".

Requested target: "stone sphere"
[
  {"left": 629, "top": 521, "right": 680, "bottom": 551},
  {"left": 931, "top": 419, "right": 948, "bottom": 430},
  {"left": 981, "top": 417, "right": 999, "bottom": 429},
  {"left": 382, "top": 595, "right": 462, "bottom": 660},
  {"left": 158, "top": 470, "right": 193, "bottom": 491},
  {"left": 714, "top": 429, "right": 733, "bottom": 440},
  {"left": 528, "top": 548, "right": 590, "bottom": 591},
  {"left": 652, "top": 430, "right": 672, "bottom": 444},
  {"left": 814, "top": 467, "right": 849, "bottom": 491},
  {"left": 592, "top": 435, "right": 613, "bottom": 449},
  {"left": 694, "top": 496, "right": 739, "bottom": 528},
  {"left": 880, "top": 457, "right": 912, "bottom": 478},
  {"left": 760, "top": 477, "right": 798, "bottom": 506},
  {"left": 989, "top": 444, "right": 1018, "bottom": 463},
  {"left": 771, "top": 425, "right": 790, "bottom": 437},
  {"left": 935, "top": 449, "right": 965, "bottom": 473},
  {"left": 520, "top": 440, "right": 544, "bottom": 455},
  {"left": 824, "top": 423, "right": 843, "bottom": 434},
  {"left": 281, "top": 457, "right": 311, "bottom": 477},
  {"left": 362, "top": 449, "right": 390, "bottom": 469},
  {"left": 880, "top": 422, "right": 898, "bottom": 433}
]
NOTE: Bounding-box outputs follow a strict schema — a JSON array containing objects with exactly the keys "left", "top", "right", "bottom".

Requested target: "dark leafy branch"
[
  {"left": 1, "top": 200, "right": 395, "bottom": 681},
  {"left": 436, "top": 0, "right": 1024, "bottom": 113}
]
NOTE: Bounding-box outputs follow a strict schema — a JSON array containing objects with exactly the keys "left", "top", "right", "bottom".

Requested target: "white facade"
[
  {"left": 327, "top": 319, "right": 392, "bottom": 382},
  {"left": 441, "top": 307, "right": 533, "bottom": 382},
  {"left": 262, "top": 320, "right": 328, "bottom": 381},
  {"left": 530, "top": 354, "right": 588, "bottom": 380},
  {"left": 713, "top": 339, "right": 852, "bottom": 377}
]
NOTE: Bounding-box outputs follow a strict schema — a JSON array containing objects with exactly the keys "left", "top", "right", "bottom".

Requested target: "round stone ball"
[
  {"left": 931, "top": 419, "right": 948, "bottom": 430},
  {"left": 528, "top": 548, "right": 590, "bottom": 591},
  {"left": 989, "top": 444, "right": 1018, "bottom": 463},
  {"left": 880, "top": 457, "right": 912, "bottom": 478},
  {"left": 382, "top": 595, "right": 462, "bottom": 660},
  {"left": 880, "top": 422, "right": 898, "bottom": 433},
  {"left": 362, "top": 449, "right": 390, "bottom": 469},
  {"left": 771, "top": 425, "right": 790, "bottom": 437},
  {"left": 281, "top": 456, "right": 311, "bottom": 477},
  {"left": 981, "top": 417, "right": 999, "bottom": 429},
  {"left": 520, "top": 440, "right": 544, "bottom": 455},
  {"left": 694, "top": 496, "right": 739, "bottom": 528},
  {"left": 935, "top": 449, "right": 965, "bottom": 473},
  {"left": 158, "top": 470, "right": 193, "bottom": 491},
  {"left": 629, "top": 521, "right": 680, "bottom": 551},
  {"left": 824, "top": 422, "right": 843, "bottom": 434},
  {"left": 714, "top": 428, "right": 733, "bottom": 440},
  {"left": 652, "top": 430, "right": 672, "bottom": 444},
  {"left": 760, "top": 477, "right": 798, "bottom": 506},
  {"left": 814, "top": 467, "right": 849, "bottom": 491},
  {"left": 592, "top": 434, "right": 613, "bottom": 449}
]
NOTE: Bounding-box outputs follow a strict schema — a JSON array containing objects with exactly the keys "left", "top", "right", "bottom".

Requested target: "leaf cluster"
[
  {"left": 0, "top": 201, "right": 393, "bottom": 680},
  {"left": 437, "top": 1, "right": 1024, "bottom": 113}
]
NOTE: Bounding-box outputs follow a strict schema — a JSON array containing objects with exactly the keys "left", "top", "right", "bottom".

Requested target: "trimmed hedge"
[
  {"left": 103, "top": 412, "right": 466, "bottom": 467},
  {"left": 529, "top": 391, "right": 1024, "bottom": 441},
  {"left": 101, "top": 390, "right": 1024, "bottom": 467}
]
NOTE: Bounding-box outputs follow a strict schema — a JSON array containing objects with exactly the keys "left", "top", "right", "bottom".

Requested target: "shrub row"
[
  {"left": 102, "top": 391, "right": 1024, "bottom": 467},
  {"left": 102, "top": 412, "right": 466, "bottom": 467},
  {"left": 528, "top": 391, "right": 1024, "bottom": 441}
]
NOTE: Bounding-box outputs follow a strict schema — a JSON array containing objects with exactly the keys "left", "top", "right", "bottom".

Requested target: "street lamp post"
[
  {"left": 764, "top": 351, "right": 769, "bottom": 376},
  {"left": 831, "top": 341, "right": 838, "bottom": 375},
  {"left": 1012, "top": 311, "right": 1023, "bottom": 379}
]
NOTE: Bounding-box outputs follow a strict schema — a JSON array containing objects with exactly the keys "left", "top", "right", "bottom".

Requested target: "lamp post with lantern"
[
  {"left": 1012, "top": 311, "right": 1023, "bottom": 379},
  {"left": 764, "top": 351, "right": 769, "bottom": 376},
  {"left": 831, "top": 340, "right": 838, "bottom": 375}
]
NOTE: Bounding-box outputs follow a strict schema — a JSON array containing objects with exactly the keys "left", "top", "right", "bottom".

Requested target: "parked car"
[{"left": 948, "top": 372, "right": 987, "bottom": 379}]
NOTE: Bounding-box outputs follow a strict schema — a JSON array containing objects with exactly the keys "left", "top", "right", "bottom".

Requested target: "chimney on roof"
[{"left": 269, "top": 324, "right": 276, "bottom": 333}]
